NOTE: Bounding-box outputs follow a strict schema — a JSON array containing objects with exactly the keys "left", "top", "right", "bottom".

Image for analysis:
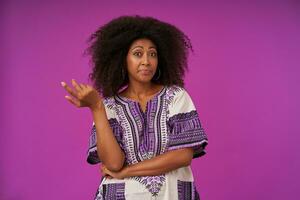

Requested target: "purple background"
[{"left": 1, "top": 0, "right": 299, "bottom": 199}]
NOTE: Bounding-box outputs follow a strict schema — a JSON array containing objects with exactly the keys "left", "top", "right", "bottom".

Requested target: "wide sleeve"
[
  {"left": 86, "top": 100, "right": 124, "bottom": 165},
  {"left": 167, "top": 87, "right": 208, "bottom": 159},
  {"left": 86, "top": 121, "right": 100, "bottom": 164}
]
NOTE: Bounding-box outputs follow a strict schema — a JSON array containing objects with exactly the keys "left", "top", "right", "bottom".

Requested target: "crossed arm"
[
  {"left": 101, "top": 147, "right": 195, "bottom": 179},
  {"left": 90, "top": 100, "right": 195, "bottom": 178}
]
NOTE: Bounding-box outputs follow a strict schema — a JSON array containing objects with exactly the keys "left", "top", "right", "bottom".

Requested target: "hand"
[
  {"left": 61, "top": 79, "right": 103, "bottom": 110},
  {"left": 100, "top": 164, "right": 129, "bottom": 180},
  {"left": 100, "top": 164, "right": 113, "bottom": 179}
]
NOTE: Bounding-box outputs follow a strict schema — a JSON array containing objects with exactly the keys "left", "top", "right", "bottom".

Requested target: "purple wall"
[{"left": 1, "top": 1, "right": 299, "bottom": 199}]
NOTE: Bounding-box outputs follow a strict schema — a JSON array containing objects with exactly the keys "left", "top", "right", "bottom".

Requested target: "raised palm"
[{"left": 61, "top": 79, "right": 103, "bottom": 109}]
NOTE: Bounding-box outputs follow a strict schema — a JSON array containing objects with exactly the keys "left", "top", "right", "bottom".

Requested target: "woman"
[{"left": 61, "top": 15, "right": 208, "bottom": 200}]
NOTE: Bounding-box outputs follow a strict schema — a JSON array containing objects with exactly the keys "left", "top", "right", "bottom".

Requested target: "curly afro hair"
[{"left": 84, "top": 15, "right": 193, "bottom": 97}]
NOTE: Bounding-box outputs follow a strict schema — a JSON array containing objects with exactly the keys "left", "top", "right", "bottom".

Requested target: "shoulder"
[
  {"left": 166, "top": 84, "right": 189, "bottom": 95},
  {"left": 101, "top": 96, "right": 117, "bottom": 119},
  {"left": 165, "top": 85, "right": 190, "bottom": 104},
  {"left": 102, "top": 96, "right": 116, "bottom": 108},
  {"left": 166, "top": 85, "right": 196, "bottom": 115}
]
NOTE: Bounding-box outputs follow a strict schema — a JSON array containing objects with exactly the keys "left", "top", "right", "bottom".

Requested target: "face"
[{"left": 126, "top": 38, "right": 158, "bottom": 83}]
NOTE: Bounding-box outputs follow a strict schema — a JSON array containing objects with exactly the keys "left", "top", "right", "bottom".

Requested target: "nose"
[{"left": 141, "top": 54, "right": 150, "bottom": 66}]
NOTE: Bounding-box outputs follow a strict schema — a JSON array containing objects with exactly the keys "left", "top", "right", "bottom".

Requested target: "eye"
[
  {"left": 133, "top": 52, "right": 142, "bottom": 57},
  {"left": 150, "top": 52, "right": 157, "bottom": 57}
]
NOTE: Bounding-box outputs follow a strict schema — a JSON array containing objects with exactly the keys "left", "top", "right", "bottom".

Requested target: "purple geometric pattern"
[
  {"left": 114, "top": 86, "right": 170, "bottom": 196},
  {"left": 87, "top": 85, "right": 207, "bottom": 197},
  {"left": 87, "top": 117, "right": 124, "bottom": 164},
  {"left": 95, "top": 182, "right": 125, "bottom": 200},
  {"left": 130, "top": 175, "right": 166, "bottom": 196},
  {"left": 177, "top": 180, "right": 200, "bottom": 200},
  {"left": 167, "top": 110, "right": 208, "bottom": 158}
]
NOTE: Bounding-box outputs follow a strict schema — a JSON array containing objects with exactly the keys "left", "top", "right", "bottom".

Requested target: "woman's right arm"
[
  {"left": 90, "top": 102, "right": 125, "bottom": 172},
  {"left": 61, "top": 79, "right": 125, "bottom": 172}
]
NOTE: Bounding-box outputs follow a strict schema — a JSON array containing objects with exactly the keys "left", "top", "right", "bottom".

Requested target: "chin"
[
  {"left": 138, "top": 77, "right": 154, "bottom": 83},
  {"left": 140, "top": 79, "right": 153, "bottom": 83}
]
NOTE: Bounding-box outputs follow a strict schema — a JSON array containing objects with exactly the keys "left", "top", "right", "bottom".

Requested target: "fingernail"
[{"left": 61, "top": 82, "right": 66, "bottom": 87}]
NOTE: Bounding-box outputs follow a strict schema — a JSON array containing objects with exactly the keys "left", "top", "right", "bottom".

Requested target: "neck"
[{"left": 127, "top": 80, "right": 156, "bottom": 97}]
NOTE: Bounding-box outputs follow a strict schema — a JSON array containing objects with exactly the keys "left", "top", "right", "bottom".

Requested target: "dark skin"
[
  {"left": 61, "top": 79, "right": 125, "bottom": 171},
  {"left": 118, "top": 83, "right": 164, "bottom": 113},
  {"left": 61, "top": 38, "right": 194, "bottom": 179},
  {"left": 119, "top": 37, "right": 161, "bottom": 112}
]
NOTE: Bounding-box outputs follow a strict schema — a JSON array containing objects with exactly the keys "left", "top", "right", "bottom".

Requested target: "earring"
[{"left": 155, "top": 68, "right": 161, "bottom": 80}]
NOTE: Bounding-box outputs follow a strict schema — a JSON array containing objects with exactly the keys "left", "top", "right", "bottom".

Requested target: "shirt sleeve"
[
  {"left": 86, "top": 99, "right": 124, "bottom": 165},
  {"left": 86, "top": 121, "right": 99, "bottom": 164},
  {"left": 167, "top": 87, "right": 208, "bottom": 159}
]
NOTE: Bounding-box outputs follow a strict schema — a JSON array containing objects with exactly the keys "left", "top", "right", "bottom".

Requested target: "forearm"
[
  {"left": 91, "top": 102, "right": 125, "bottom": 171},
  {"left": 124, "top": 148, "right": 194, "bottom": 177}
]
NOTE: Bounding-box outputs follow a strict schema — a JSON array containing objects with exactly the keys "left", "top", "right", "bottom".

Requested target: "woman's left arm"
[{"left": 101, "top": 147, "right": 194, "bottom": 179}]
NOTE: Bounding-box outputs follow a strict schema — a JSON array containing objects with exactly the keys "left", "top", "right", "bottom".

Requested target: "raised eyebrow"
[{"left": 131, "top": 46, "right": 157, "bottom": 51}]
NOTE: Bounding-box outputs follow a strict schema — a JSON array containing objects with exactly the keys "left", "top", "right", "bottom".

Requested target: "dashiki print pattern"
[{"left": 87, "top": 85, "right": 208, "bottom": 200}]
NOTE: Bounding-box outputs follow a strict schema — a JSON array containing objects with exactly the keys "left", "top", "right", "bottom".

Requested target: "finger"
[
  {"left": 106, "top": 175, "right": 113, "bottom": 179},
  {"left": 100, "top": 165, "right": 106, "bottom": 174},
  {"left": 61, "top": 81, "right": 79, "bottom": 99},
  {"left": 86, "top": 84, "right": 93, "bottom": 89},
  {"left": 102, "top": 167, "right": 110, "bottom": 175},
  {"left": 86, "top": 84, "right": 96, "bottom": 92},
  {"left": 101, "top": 169, "right": 110, "bottom": 177},
  {"left": 71, "top": 79, "right": 83, "bottom": 93},
  {"left": 65, "top": 95, "right": 81, "bottom": 107},
  {"left": 80, "top": 83, "right": 86, "bottom": 89}
]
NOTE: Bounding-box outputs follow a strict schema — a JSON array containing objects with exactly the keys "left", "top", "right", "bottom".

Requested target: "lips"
[
  {"left": 140, "top": 70, "right": 152, "bottom": 75},
  {"left": 140, "top": 69, "right": 151, "bottom": 72}
]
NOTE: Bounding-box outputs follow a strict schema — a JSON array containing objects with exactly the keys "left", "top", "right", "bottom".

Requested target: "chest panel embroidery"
[{"left": 105, "top": 86, "right": 181, "bottom": 196}]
